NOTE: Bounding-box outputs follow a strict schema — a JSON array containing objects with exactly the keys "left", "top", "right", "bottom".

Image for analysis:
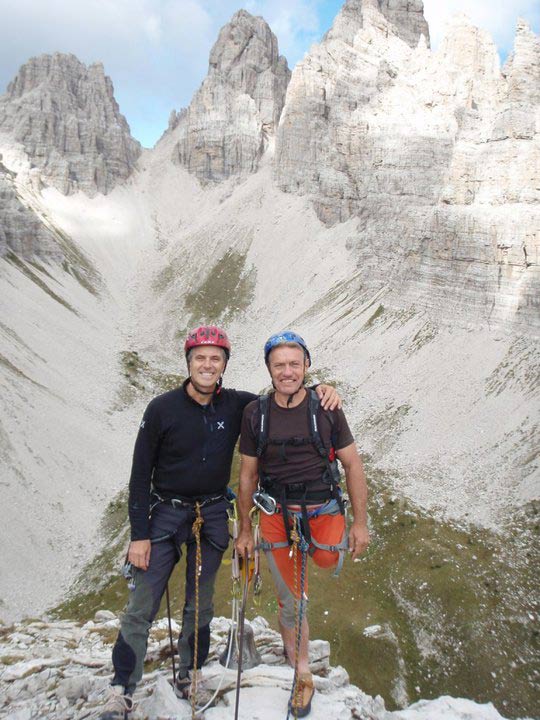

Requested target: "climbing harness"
[
  {"left": 150, "top": 490, "right": 225, "bottom": 511},
  {"left": 255, "top": 388, "right": 349, "bottom": 576},
  {"left": 190, "top": 501, "right": 204, "bottom": 720}
]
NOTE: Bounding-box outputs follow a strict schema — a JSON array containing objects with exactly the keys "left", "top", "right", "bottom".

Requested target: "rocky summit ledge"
[{"left": 0, "top": 613, "right": 517, "bottom": 720}]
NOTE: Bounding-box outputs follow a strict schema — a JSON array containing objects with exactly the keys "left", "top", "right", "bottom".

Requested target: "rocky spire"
[
  {"left": 168, "top": 10, "right": 290, "bottom": 183},
  {"left": 326, "top": 0, "right": 430, "bottom": 48},
  {"left": 503, "top": 19, "right": 540, "bottom": 104},
  {"left": 0, "top": 53, "right": 141, "bottom": 196}
]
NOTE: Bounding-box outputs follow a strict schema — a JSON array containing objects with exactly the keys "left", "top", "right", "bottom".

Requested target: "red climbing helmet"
[{"left": 184, "top": 325, "right": 231, "bottom": 359}]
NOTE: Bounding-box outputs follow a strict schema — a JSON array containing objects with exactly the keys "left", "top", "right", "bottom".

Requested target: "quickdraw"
[{"left": 250, "top": 506, "right": 263, "bottom": 606}]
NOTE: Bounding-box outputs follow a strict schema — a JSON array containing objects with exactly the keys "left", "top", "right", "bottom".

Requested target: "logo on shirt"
[
  {"left": 140, "top": 420, "right": 145, "bottom": 429},
  {"left": 217, "top": 421, "right": 225, "bottom": 430}
]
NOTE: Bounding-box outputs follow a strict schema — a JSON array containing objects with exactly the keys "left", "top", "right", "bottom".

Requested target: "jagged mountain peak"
[
  {"left": 166, "top": 9, "right": 290, "bottom": 183},
  {"left": 438, "top": 13, "right": 501, "bottom": 80},
  {"left": 0, "top": 52, "right": 141, "bottom": 196},
  {"left": 326, "top": 0, "right": 430, "bottom": 49},
  {"left": 503, "top": 18, "right": 540, "bottom": 103},
  {"left": 209, "top": 8, "right": 284, "bottom": 77}
]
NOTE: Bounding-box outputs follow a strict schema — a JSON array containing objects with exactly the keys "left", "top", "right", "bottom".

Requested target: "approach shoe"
[
  {"left": 173, "top": 671, "right": 216, "bottom": 708},
  {"left": 173, "top": 673, "right": 192, "bottom": 700},
  {"left": 98, "top": 685, "right": 133, "bottom": 719},
  {"left": 290, "top": 672, "right": 314, "bottom": 718}
]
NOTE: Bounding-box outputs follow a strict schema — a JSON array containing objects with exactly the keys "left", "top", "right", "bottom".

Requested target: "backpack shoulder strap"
[
  {"left": 256, "top": 394, "right": 270, "bottom": 457},
  {"left": 307, "top": 388, "right": 328, "bottom": 456}
]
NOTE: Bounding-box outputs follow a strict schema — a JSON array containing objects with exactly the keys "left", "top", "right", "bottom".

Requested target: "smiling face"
[
  {"left": 188, "top": 345, "right": 227, "bottom": 393},
  {"left": 267, "top": 344, "right": 309, "bottom": 399}
]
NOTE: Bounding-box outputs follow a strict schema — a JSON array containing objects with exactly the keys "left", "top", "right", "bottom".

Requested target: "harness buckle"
[
  {"left": 252, "top": 490, "right": 277, "bottom": 516},
  {"left": 170, "top": 497, "right": 187, "bottom": 509}
]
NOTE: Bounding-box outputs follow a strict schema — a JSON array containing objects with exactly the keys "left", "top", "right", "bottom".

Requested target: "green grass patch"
[
  {"left": 184, "top": 249, "right": 256, "bottom": 324},
  {"left": 113, "top": 350, "right": 185, "bottom": 411},
  {"left": 364, "top": 304, "right": 385, "bottom": 329}
]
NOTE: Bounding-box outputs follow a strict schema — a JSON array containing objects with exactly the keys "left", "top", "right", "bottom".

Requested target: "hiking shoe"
[
  {"left": 173, "top": 672, "right": 216, "bottom": 708},
  {"left": 98, "top": 685, "right": 133, "bottom": 719},
  {"left": 290, "top": 672, "right": 314, "bottom": 718},
  {"left": 173, "top": 673, "right": 192, "bottom": 700}
]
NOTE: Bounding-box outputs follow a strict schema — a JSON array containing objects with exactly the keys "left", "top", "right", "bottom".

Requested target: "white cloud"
[
  {"left": 144, "top": 14, "right": 163, "bottom": 43},
  {"left": 423, "top": 0, "right": 540, "bottom": 56}
]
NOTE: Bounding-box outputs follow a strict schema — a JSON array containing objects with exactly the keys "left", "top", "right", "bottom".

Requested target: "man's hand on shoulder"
[
  {"left": 315, "top": 383, "right": 342, "bottom": 411},
  {"left": 128, "top": 539, "right": 151, "bottom": 570}
]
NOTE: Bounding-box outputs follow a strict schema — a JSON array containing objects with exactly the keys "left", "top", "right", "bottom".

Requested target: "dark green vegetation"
[
  {"left": 53, "top": 447, "right": 539, "bottom": 718},
  {"left": 183, "top": 249, "right": 256, "bottom": 325},
  {"left": 114, "top": 350, "right": 185, "bottom": 410}
]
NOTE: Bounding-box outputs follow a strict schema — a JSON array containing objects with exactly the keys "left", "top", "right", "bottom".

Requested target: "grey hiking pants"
[{"left": 111, "top": 499, "right": 230, "bottom": 692}]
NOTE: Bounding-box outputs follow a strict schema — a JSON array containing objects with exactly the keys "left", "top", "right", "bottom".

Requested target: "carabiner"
[{"left": 252, "top": 490, "right": 277, "bottom": 516}]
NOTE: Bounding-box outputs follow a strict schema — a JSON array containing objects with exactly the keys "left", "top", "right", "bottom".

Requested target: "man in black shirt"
[{"left": 100, "top": 325, "right": 340, "bottom": 719}]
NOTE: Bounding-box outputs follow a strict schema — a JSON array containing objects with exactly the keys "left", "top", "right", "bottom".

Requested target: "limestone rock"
[
  {"left": 503, "top": 19, "right": 540, "bottom": 104},
  {"left": 0, "top": 170, "right": 61, "bottom": 260},
  {"left": 0, "top": 613, "right": 520, "bottom": 720},
  {"left": 134, "top": 675, "right": 191, "bottom": 719},
  {"left": 326, "top": 0, "right": 430, "bottom": 49},
  {"left": 274, "top": 7, "right": 540, "bottom": 330},
  {"left": 0, "top": 53, "right": 141, "bottom": 196},
  {"left": 166, "top": 10, "right": 290, "bottom": 183}
]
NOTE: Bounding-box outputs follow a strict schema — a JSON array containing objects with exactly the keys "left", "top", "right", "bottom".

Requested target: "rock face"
[
  {"left": 0, "top": 613, "right": 512, "bottom": 720},
  {"left": 274, "top": 4, "right": 540, "bottom": 330},
  {"left": 0, "top": 155, "right": 102, "bottom": 279},
  {"left": 275, "top": 0, "right": 436, "bottom": 226},
  {"left": 0, "top": 53, "right": 141, "bottom": 196},
  {"left": 325, "top": 0, "right": 429, "bottom": 48},
  {"left": 167, "top": 10, "right": 290, "bottom": 183},
  {"left": 0, "top": 161, "right": 59, "bottom": 259}
]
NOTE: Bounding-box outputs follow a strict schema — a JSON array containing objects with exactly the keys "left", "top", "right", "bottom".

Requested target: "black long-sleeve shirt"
[{"left": 128, "top": 379, "right": 256, "bottom": 540}]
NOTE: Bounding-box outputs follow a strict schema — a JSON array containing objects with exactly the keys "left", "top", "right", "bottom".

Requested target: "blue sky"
[{"left": 0, "top": 1, "right": 538, "bottom": 148}]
